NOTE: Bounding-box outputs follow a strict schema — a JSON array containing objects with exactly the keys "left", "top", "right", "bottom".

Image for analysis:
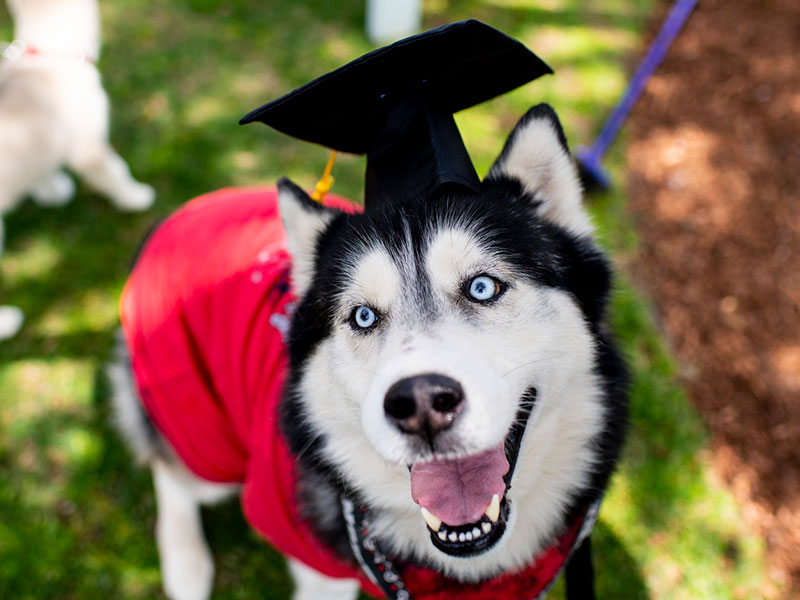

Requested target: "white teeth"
[
  {"left": 420, "top": 507, "right": 442, "bottom": 532},
  {"left": 485, "top": 494, "right": 500, "bottom": 523},
  {"left": 428, "top": 505, "right": 498, "bottom": 545}
]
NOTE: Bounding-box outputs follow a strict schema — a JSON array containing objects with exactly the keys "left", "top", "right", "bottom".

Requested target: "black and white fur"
[{"left": 110, "top": 104, "right": 628, "bottom": 600}]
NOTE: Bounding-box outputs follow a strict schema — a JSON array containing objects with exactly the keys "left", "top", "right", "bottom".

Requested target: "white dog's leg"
[
  {"left": 0, "top": 219, "right": 24, "bottom": 340},
  {"left": 288, "top": 558, "right": 360, "bottom": 600},
  {"left": 0, "top": 306, "right": 24, "bottom": 340},
  {"left": 29, "top": 170, "right": 76, "bottom": 207},
  {"left": 68, "top": 142, "right": 155, "bottom": 212},
  {"left": 152, "top": 459, "right": 225, "bottom": 600}
]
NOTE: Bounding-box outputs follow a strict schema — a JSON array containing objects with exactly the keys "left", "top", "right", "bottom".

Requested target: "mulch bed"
[{"left": 624, "top": 0, "right": 800, "bottom": 595}]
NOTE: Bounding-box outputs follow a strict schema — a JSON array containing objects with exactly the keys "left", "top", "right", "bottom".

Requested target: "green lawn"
[{"left": 0, "top": 1, "right": 771, "bottom": 598}]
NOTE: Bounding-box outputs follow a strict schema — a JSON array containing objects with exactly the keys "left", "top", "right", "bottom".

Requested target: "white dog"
[{"left": 0, "top": 0, "right": 154, "bottom": 339}]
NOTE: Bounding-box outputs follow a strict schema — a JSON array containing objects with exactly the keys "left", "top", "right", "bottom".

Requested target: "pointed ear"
[
  {"left": 486, "top": 104, "right": 593, "bottom": 237},
  {"left": 278, "top": 177, "right": 338, "bottom": 297}
]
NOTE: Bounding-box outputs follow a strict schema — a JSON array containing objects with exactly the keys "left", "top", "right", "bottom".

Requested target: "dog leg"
[
  {"left": 152, "top": 459, "right": 216, "bottom": 600},
  {"left": 29, "top": 170, "right": 76, "bottom": 207},
  {"left": 68, "top": 142, "right": 155, "bottom": 212},
  {"left": 565, "top": 536, "right": 595, "bottom": 600},
  {"left": 288, "top": 558, "right": 360, "bottom": 600},
  {"left": 0, "top": 306, "right": 24, "bottom": 340},
  {"left": 0, "top": 219, "right": 24, "bottom": 340}
]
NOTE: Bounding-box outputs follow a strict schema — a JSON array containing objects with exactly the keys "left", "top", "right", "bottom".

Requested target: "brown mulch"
[{"left": 624, "top": 0, "right": 800, "bottom": 595}]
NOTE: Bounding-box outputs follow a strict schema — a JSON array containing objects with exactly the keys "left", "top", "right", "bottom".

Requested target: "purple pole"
[{"left": 577, "top": 0, "right": 698, "bottom": 188}]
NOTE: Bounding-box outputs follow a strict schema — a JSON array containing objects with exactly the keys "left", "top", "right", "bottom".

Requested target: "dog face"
[{"left": 279, "top": 105, "right": 622, "bottom": 578}]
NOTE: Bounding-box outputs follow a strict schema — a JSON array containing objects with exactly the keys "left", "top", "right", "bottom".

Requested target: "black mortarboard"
[{"left": 240, "top": 19, "right": 552, "bottom": 209}]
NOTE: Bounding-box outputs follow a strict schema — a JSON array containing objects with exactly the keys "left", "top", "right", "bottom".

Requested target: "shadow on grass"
[
  {"left": 0, "top": 198, "right": 155, "bottom": 364},
  {"left": 611, "top": 279, "right": 710, "bottom": 531},
  {"left": 0, "top": 368, "right": 159, "bottom": 598},
  {"left": 594, "top": 520, "right": 650, "bottom": 600}
]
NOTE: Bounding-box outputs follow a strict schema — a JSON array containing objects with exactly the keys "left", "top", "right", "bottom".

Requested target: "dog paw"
[
  {"left": 288, "top": 559, "right": 359, "bottom": 600},
  {"left": 161, "top": 545, "right": 214, "bottom": 600},
  {"left": 30, "top": 172, "right": 76, "bottom": 207},
  {"left": 111, "top": 182, "right": 156, "bottom": 212},
  {"left": 0, "top": 306, "right": 24, "bottom": 340}
]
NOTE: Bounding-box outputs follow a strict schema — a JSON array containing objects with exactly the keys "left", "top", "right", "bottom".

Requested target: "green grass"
[{"left": 0, "top": 1, "right": 771, "bottom": 598}]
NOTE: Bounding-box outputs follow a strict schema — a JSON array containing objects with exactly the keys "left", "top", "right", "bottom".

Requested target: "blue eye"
[
  {"left": 352, "top": 305, "right": 378, "bottom": 329},
  {"left": 468, "top": 275, "right": 501, "bottom": 302}
]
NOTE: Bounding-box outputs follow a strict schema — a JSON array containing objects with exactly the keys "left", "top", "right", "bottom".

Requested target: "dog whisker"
[
  {"left": 501, "top": 352, "right": 568, "bottom": 377},
  {"left": 293, "top": 430, "right": 327, "bottom": 463}
]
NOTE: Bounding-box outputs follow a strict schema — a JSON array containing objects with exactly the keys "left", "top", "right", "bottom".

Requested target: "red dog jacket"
[{"left": 120, "top": 187, "right": 593, "bottom": 600}]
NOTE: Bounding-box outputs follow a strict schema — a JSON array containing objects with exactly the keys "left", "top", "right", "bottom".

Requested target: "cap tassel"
[{"left": 311, "top": 150, "right": 337, "bottom": 203}]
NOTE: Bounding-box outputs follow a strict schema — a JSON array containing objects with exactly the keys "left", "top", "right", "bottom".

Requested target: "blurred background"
[{"left": 0, "top": 0, "right": 797, "bottom": 598}]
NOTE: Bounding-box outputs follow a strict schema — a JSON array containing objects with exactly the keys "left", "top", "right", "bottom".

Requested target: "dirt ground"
[{"left": 625, "top": 0, "right": 800, "bottom": 594}]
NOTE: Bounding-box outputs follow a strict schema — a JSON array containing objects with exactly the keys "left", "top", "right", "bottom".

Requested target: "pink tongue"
[{"left": 410, "top": 443, "right": 509, "bottom": 527}]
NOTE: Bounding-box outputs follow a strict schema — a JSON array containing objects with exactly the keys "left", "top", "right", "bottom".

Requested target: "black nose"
[{"left": 383, "top": 374, "right": 465, "bottom": 440}]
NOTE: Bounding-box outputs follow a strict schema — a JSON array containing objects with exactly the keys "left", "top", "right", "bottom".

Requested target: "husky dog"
[
  {"left": 0, "top": 0, "right": 154, "bottom": 338},
  {"left": 111, "top": 104, "right": 627, "bottom": 600}
]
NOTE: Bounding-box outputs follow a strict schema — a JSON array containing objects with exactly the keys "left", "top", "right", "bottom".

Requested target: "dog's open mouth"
[{"left": 410, "top": 390, "right": 536, "bottom": 557}]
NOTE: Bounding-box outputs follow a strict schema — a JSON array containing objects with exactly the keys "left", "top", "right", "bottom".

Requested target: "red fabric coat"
[{"left": 120, "top": 187, "right": 585, "bottom": 600}]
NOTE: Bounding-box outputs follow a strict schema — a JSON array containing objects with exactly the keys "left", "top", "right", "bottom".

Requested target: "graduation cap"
[{"left": 240, "top": 19, "right": 552, "bottom": 209}]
